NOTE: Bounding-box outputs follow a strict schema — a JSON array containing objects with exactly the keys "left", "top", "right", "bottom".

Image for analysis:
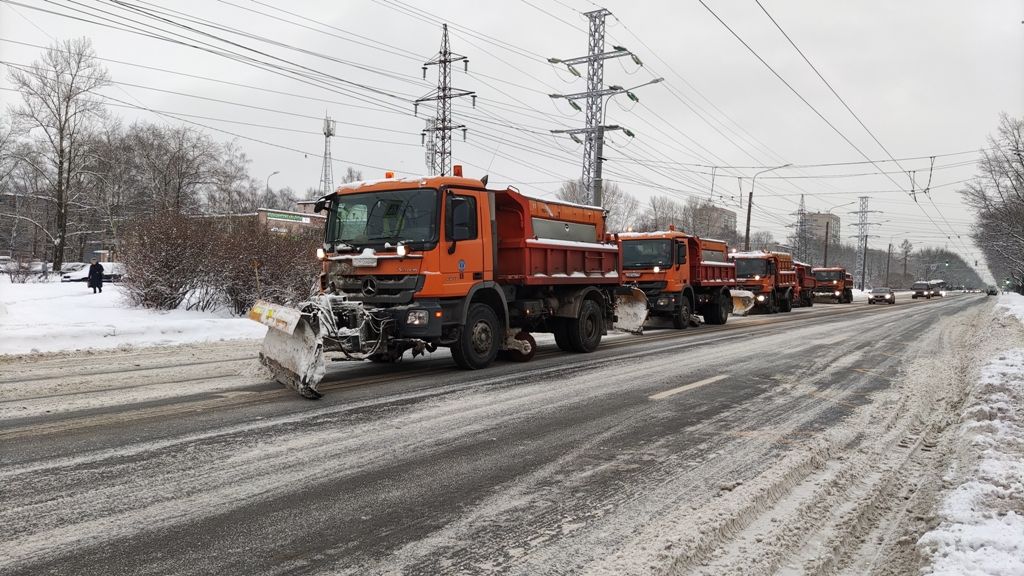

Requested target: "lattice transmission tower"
[
  {"left": 850, "top": 196, "right": 883, "bottom": 290},
  {"left": 549, "top": 9, "right": 658, "bottom": 207},
  {"left": 319, "top": 114, "right": 336, "bottom": 196},
  {"left": 416, "top": 24, "right": 475, "bottom": 176}
]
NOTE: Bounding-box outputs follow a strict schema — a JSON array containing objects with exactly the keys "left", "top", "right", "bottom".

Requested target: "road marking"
[{"left": 649, "top": 374, "right": 730, "bottom": 400}]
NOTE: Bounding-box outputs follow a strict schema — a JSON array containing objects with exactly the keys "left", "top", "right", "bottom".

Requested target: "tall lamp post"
[
  {"left": 744, "top": 163, "right": 791, "bottom": 251},
  {"left": 821, "top": 200, "right": 856, "bottom": 267},
  {"left": 265, "top": 170, "right": 280, "bottom": 195}
]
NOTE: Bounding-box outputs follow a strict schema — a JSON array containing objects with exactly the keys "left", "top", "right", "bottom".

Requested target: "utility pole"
[
  {"left": 416, "top": 24, "right": 475, "bottom": 176},
  {"left": 850, "top": 196, "right": 882, "bottom": 290},
  {"left": 884, "top": 242, "right": 893, "bottom": 286},
  {"left": 823, "top": 219, "right": 830, "bottom": 267},
  {"left": 549, "top": 9, "right": 657, "bottom": 206},
  {"left": 319, "top": 114, "right": 336, "bottom": 196}
]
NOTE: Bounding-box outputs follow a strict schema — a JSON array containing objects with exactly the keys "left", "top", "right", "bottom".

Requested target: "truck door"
[{"left": 441, "top": 189, "right": 487, "bottom": 293}]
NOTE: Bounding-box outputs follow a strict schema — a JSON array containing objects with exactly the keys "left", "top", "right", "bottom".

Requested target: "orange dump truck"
[
  {"left": 730, "top": 250, "right": 798, "bottom": 313},
  {"left": 792, "top": 260, "right": 816, "bottom": 308},
  {"left": 249, "top": 169, "right": 646, "bottom": 398},
  {"left": 811, "top": 267, "right": 854, "bottom": 303},
  {"left": 616, "top": 229, "right": 736, "bottom": 327}
]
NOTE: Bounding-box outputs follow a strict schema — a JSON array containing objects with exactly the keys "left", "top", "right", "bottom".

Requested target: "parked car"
[
  {"left": 867, "top": 287, "right": 896, "bottom": 304},
  {"left": 61, "top": 262, "right": 125, "bottom": 283}
]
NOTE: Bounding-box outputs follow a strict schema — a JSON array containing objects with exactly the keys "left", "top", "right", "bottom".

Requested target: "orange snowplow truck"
[
  {"left": 792, "top": 260, "right": 816, "bottom": 308},
  {"left": 249, "top": 169, "right": 646, "bottom": 398},
  {"left": 615, "top": 229, "right": 736, "bottom": 327},
  {"left": 730, "top": 250, "right": 798, "bottom": 313},
  {"left": 811, "top": 267, "right": 854, "bottom": 303}
]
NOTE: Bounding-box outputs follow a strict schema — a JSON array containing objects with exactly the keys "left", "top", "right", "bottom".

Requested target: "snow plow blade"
[
  {"left": 614, "top": 287, "right": 648, "bottom": 334},
  {"left": 249, "top": 300, "right": 326, "bottom": 399},
  {"left": 730, "top": 290, "right": 756, "bottom": 316}
]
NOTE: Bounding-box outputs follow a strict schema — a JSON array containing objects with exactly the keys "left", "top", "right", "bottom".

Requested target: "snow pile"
[
  {"left": 0, "top": 277, "right": 266, "bottom": 355},
  {"left": 997, "top": 291, "right": 1024, "bottom": 325},
  {"left": 918, "top": 349, "right": 1024, "bottom": 576}
]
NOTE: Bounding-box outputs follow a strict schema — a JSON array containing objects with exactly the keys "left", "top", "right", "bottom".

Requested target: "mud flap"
[
  {"left": 249, "top": 301, "right": 326, "bottom": 399},
  {"left": 730, "top": 289, "right": 756, "bottom": 316},
  {"left": 613, "top": 287, "right": 648, "bottom": 334}
]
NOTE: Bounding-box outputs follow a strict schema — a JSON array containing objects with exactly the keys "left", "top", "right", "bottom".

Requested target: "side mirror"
[{"left": 313, "top": 198, "right": 329, "bottom": 213}]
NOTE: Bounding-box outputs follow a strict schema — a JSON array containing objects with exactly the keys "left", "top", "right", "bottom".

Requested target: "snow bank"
[
  {"left": 918, "top": 349, "right": 1024, "bottom": 576},
  {"left": 997, "top": 292, "right": 1024, "bottom": 325},
  {"left": 0, "top": 278, "right": 266, "bottom": 356}
]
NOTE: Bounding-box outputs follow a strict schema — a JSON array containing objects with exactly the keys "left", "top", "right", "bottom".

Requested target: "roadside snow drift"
[
  {"left": 0, "top": 279, "right": 266, "bottom": 355},
  {"left": 917, "top": 294, "right": 1024, "bottom": 576}
]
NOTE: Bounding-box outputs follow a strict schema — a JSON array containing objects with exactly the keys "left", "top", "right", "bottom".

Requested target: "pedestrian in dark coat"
[{"left": 88, "top": 259, "right": 104, "bottom": 294}]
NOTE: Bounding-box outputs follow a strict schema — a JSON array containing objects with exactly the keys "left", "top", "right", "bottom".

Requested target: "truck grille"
[{"left": 336, "top": 275, "right": 424, "bottom": 305}]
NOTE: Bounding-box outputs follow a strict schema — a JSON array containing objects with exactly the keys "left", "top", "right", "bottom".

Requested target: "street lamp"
[
  {"left": 821, "top": 200, "right": 856, "bottom": 267},
  {"left": 743, "top": 163, "right": 791, "bottom": 251},
  {"left": 265, "top": 170, "right": 280, "bottom": 194},
  {"left": 550, "top": 78, "right": 664, "bottom": 207}
]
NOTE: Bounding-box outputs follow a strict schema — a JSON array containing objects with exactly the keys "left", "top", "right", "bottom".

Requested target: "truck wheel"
[
  {"left": 704, "top": 293, "right": 729, "bottom": 325},
  {"left": 566, "top": 299, "right": 603, "bottom": 353},
  {"left": 499, "top": 331, "right": 537, "bottom": 363},
  {"left": 843, "top": 289, "right": 853, "bottom": 304},
  {"left": 671, "top": 298, "right": 691, "bottom": 329},
  {"left": 767, "top": 292, "right": 778, "bottom": 314},
  {"left": 451, "top": 303, "right": 500, "bottom": 370},
  {"left": 779, "top": 290, "right": 793, "bottom": 313}
]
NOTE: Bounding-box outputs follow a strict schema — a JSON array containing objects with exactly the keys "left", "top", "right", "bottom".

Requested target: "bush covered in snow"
[{"left": 120, "top": 213, "right": 319, "bottom": 314}]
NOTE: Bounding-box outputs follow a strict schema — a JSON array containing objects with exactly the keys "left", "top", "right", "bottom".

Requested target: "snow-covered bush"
[
  {"left": 120, "top": 214, "right": 218, "bottom": 310},
  {"left": 120, "top": 213, "right": 319, "bottom": 314},
  {"left": 212, "top": 220, "right": 320, "bottom": 315}
]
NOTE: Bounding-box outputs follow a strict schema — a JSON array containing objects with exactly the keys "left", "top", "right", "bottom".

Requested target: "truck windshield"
[
  {"left": 734, "top": 259, "right": 767, "bottom": 277},
  {"left": 621, "top": 239, "right": 672, "bottom": 269},
  {"left": 814, "top": 270, "right": 843, "bottom": 281},
  {"left": 326, "top": 188, "right": 438, "bottom": 246}
]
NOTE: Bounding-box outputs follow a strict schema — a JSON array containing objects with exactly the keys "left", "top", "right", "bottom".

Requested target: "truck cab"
[
  {"left": 730, "top": 251, "right": 797, "bottom": 314},
  {"left": 616, "top": 230, "right": 735, "bottom": 327},
  {"left": 811, "top": 267, "right": 854, "bottom": 303}
]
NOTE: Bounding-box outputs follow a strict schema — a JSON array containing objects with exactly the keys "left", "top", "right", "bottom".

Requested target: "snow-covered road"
[{"left": 0, "top": 293, "right": 1008, "bottom": 575}]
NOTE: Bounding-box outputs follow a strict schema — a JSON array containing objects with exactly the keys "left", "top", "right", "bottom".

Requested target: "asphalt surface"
[{"left": 0, "top": 293, "right": 988, "bottom": 575}]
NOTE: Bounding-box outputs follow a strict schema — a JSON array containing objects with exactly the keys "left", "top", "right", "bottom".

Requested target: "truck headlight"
[
  {"left": 756, "top": 295, "right": 766, "bottom": 302},
  {"left": 832, "top": 280, "right": 838, "bottom": 285},
  {"left": 406, "top": 310, "right": 429, "bottom": 326},
  {"left": 834, "top": 291, "right": 841, "bottom": 296},
  {"left": 316, "top": 248, "right": 325, "bottom": 260},
  {"left": 754, "top": 275, "right": 761, "bottom": 280},
  {"left": 657, "top": 297, "right": 670, "bottom": 307},
  {"left": 653, "top": 266, "right": 661, "bottom": 273}
]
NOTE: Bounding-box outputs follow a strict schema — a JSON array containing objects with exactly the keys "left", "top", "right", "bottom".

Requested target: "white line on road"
[{"left": 649, "top": 374, "right": 730, "bottom": 400}]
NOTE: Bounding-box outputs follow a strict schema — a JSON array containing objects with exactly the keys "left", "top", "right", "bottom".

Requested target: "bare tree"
[
  {"left": 6, "top": 38, "right": 110, "bottom": 270},
  {"left": 340, "top": 167, "right": 362, "bottom": 184},
  {"left": 961, "top": 114, "right": 1024, "bottom": 292},
  {"left": 556, "top": 179, "right": 640, "bottom": 233}
]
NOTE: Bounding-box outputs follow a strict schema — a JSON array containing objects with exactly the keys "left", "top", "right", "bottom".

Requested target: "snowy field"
[
  {"left": 0, "top": 277, "right": 267, "bottom": 356},
  {"left": 919, "top": 292, "right": 1024, "bottom": 575}
]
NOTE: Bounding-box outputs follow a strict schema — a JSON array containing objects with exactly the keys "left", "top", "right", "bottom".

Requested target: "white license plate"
[{"left": 352, "top": 257, "right": 378, "bottom": 267}]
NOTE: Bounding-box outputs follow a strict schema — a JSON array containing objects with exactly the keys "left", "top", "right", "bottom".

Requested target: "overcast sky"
[{"left": 1, "top": 1, "right": 1021, "bottom": 280}]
